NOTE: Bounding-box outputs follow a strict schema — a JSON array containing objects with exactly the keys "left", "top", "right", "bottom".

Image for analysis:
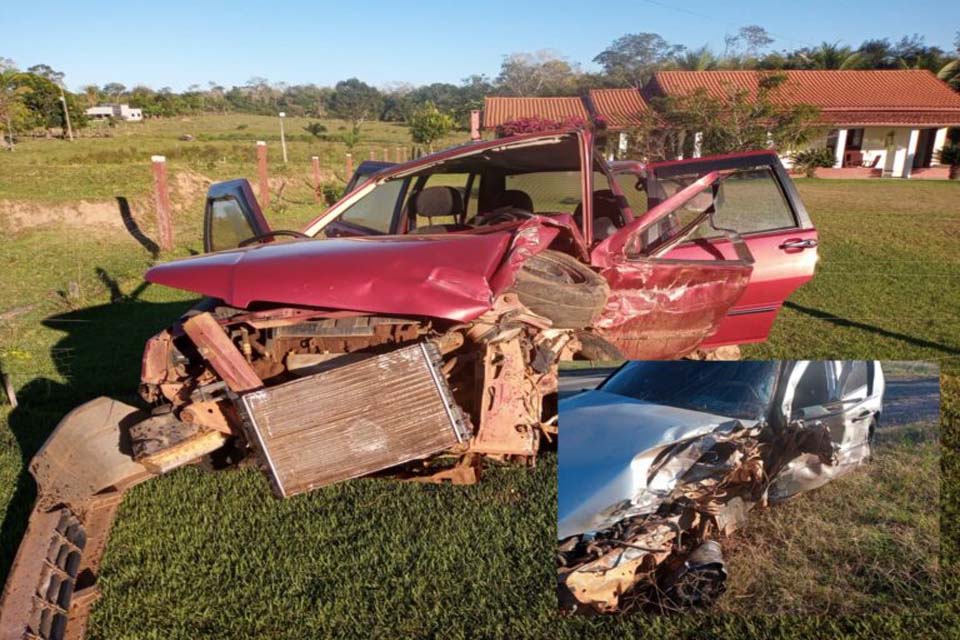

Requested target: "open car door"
[
  {"left": 589, "top": 172, "right": 756, "bottom": 359},
  {"left": 203, "top": 179, "right": 272, "bottom": 252},
  {"left": 643, "top": 152, "right": 818, "bottom": 347}
]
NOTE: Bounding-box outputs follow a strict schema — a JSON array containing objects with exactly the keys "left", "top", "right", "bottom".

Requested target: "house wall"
[{"left": 781, "top": 126, "right": 949, "bottom": 178}]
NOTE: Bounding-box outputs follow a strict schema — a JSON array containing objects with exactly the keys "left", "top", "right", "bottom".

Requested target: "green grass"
[{"left": 0, "top": 129, "right": 958, "bottom": 638}]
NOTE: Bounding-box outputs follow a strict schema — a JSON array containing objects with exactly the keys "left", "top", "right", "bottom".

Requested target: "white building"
[{"left": 85, "top": 104, "right": 143, "bottom": 122}]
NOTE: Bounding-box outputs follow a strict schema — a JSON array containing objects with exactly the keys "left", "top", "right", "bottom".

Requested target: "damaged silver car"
[{"left": 557, "top": 360, "right": 884, "bottom": 613}]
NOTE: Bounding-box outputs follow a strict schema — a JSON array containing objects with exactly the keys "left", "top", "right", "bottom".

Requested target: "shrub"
[
  {"left": 791, "top": 147, "right": 835, "bottom": 178},
  {"left": 320, "top": 181, "right": 343, "bottom": 206},
  {"left": 408, "top": 102, "right": 454, "bottom": 147},
  {"left": 303, "top": 121, "right": 328, "bottom": 139},
  {"left": 941, "top": 143, "right": 960, "bottom": 179}
]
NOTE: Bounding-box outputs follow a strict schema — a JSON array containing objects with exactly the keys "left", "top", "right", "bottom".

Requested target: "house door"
[{"left": 913, "top": 129, "right": 937, "bottom": 169}]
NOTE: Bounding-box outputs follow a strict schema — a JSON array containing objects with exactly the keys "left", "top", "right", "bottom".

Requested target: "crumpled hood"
[
  {"left": 558, "top": 390, "right": 740, "bottom": 539},
  {"left": 146, "top": 232, "right": 514, "bottom": 322}
]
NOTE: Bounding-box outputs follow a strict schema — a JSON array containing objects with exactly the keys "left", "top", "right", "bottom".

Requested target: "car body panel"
[
  {"left": 612, "top": 151, "right": 819, "bottom": 348},
  {"left": 557, "top": 389, "right": 744, "bottom": 539},
  {"left": 147, "top": 231, "right": 514, "bottom": 322}
]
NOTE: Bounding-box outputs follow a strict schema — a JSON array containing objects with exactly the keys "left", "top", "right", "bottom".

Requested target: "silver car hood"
[{"left": 558, "top": 390, "right": 755, "bottom": 540}]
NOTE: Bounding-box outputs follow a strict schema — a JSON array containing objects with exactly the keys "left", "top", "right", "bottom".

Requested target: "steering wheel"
[
  {"left": 238, "top": 230, "right": 310, "bottom": 247},
  {"left": 474, "top": 209, "right": 534, "bottom": 226},
  {"left": 714, "top": 381, "right": 764, "bottom": 404}
]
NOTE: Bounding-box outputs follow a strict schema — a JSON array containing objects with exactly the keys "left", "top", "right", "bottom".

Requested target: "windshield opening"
[{"left": 598, "top": 361, "right": 779, "bottom": 420}]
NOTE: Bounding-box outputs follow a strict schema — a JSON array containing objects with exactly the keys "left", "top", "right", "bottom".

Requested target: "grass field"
[{"left": 0, "top": 120, "right": 957, "bottom": 638}]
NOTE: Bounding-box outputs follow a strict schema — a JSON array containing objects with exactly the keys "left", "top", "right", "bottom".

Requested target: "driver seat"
[{"left": 409, "top": 186, "right": 472, "bottom": 234}]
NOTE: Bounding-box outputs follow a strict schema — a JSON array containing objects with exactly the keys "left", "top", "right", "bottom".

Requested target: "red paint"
[{"left": 146, "top": 232, "right": 516, "bottom": 322}]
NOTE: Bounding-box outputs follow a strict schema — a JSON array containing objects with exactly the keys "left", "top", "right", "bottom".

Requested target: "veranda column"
[{"left": 833, "top": 129, "right": 848, "bottom": 168}]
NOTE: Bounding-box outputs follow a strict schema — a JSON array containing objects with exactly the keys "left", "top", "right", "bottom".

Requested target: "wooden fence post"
[
  {"left": 311, "top": 156, "right": 322, "bottom": 203},
  {"left": 345, "top": 152, "right": 353, "bottom": 179},
  {"left": 470, "top": 109, "right": 481, "bottom": 140},
  {"left": 395, "top": 146, "right": 402, "bottom": 163},
  {"left": 151, "top": 155, "right": 173, "bottom": 251},
  {"left": 369, "top": 149, "right": 376, "bottom": 161},
  {"left": 382, "top": 147, "right": 389, "bottom": 162},
  {"left": 256, "top": 141, "right": 270, "bottom": 208}
]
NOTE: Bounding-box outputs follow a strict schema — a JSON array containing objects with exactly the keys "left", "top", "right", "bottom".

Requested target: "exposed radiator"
[{"left": 238, "top": 342, "right": 470, "bottom": 497}]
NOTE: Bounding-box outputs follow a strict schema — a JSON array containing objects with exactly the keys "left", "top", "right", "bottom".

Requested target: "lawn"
[{"left": 0, "top": 125, "right": 958, "bottom": 638}]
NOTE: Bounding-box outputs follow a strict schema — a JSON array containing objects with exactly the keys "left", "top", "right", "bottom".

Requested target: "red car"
[{"left": 1, "top": 128, "right": 817, "bottom": 640}]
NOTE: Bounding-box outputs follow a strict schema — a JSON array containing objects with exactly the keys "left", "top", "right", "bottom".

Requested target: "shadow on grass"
[
  {"left": 116, "top": 196, "right": 160, "bottom": 259},
  {"left": 0, "top": 280, "right": 196, "bottom": 584},
  {"left": 784, "top": 301, "right": 960, "bottom": 356}
]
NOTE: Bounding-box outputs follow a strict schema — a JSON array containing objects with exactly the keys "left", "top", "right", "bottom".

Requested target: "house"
[
  {"left": 482, "top": 70, "right": 960, "bottom": 179},
  {"left": 645, "top": 70, "right": 960, "bottom": 178},
  {"left": 85, "top": 103, "right": 143, "bottom": 122}
]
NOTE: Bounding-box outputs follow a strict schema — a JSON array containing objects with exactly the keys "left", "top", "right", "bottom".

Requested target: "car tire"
[{"left": 509, "top": 250, "right": 610, "bottom": 329}]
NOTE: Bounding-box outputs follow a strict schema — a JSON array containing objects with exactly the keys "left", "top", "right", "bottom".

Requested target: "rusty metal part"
[
  {"left": 179, "top": 400, "right": 237, "bottom": 435},
  {"left": 0, "top": 398, "right": 155, "bottom": 640},
  {"left": 182, "top": 312, "right": 263, "bottom": 393},
  {"left": 468, "top": 338, "right": 540, "bottom": 458},
  {"left": 238, "top": 342, "right": 471, "bottom": 498}
]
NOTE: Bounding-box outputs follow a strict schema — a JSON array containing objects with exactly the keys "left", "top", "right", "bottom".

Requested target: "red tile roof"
[
  {"left": 647, "top": 70, "right": 960, "bottom": 127},
  {"left": 587, "top": 89, "right": 649, "bottom": 128},
  {"left": 482, "top": 97, "right": 589, "bottom": 129}
]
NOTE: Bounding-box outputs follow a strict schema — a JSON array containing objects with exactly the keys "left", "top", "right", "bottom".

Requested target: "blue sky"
[{"left": 3, "top": 0, "right": 956, "bottom": 91}]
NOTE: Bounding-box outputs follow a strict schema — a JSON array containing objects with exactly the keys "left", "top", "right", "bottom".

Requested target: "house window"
[{"left": 847, "top": 128, "right": 864, "bottom": 150}]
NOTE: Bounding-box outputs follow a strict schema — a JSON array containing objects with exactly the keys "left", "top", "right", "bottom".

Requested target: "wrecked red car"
[{"left": 0, "top": 129, "right": 818, "bottom": 639}]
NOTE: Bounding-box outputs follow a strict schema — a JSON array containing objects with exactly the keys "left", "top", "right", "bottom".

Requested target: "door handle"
[
  {"left": 851, "top": 410, "right": 872, "bottom": 422},
  {"left": 779, "top": 238, "right": 818, "bottom": 250}
]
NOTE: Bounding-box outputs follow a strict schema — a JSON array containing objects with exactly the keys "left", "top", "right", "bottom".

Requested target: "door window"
[
  {"left": 208, "top": 198, "right": 256, "bottom": 252},
  {"left": 337, "top": 179, "right": 404, "bottom": 233},
  {"left": 792, "top": 362, "right": 833, "bottom": 412},
  {"left": 838, "top": 361, "right": 869, "bottom": 399}
]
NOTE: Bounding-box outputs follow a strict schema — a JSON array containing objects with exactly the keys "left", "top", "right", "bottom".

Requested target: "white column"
[
  {"left": 833, "top": 129, "right": 848, "bottom": 168},
  {"left": 617, "top": 131, "right": 628, "bottom": 160},
  {"left": 900, "top": 128, "right": 921, "bottom": 179},
  {"left": 932, "top": 128, "right": 948, "bottom": 165},
  {"left": 692, "top": 131, "right": 703, "bottom": 158}
]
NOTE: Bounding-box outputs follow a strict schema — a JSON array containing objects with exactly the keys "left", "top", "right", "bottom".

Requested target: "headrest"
[
  {"left": 411, "top": 186, "right": 464, "bottom": 218},
  {"left": 495, "top": 189, "right": 534, "bottom": 213}
]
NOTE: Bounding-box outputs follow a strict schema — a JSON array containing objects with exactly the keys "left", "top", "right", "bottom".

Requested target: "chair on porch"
[{"left": 861, "top": 155, "right": 881, "bottom": 169}]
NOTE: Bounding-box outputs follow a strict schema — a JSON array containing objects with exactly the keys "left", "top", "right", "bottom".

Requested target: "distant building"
[
  {"left": 85, "top": 104, "right": 143, "bottom": 122},
  {"left": 482, "top": 70, "right": 960, "bottom": 179}
]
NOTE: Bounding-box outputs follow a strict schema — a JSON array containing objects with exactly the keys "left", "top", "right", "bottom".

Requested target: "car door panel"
[
  {"left": 646, "top": 153, "right": 818, "bottom": 347},
  {"left": 667, "top": 228, "right": 819, "bottom": 346}
]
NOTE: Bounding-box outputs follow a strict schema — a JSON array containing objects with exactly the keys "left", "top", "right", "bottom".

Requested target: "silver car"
[{"left": 557, "top": 361, "right": 884, "bottom": 613}]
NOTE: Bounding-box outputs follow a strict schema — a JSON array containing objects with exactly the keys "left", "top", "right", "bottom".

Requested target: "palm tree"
[
  {"left": 672, "top": 46, "right": 719, "bottom": 71},
  {"left": 937, "top": 59, "right": 960, "bottom": 90},
  {"left": 803, "top": 42, "right": 864, "bottom": 70}
]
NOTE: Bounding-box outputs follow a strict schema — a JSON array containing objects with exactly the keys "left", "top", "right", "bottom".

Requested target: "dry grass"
[{"left": 716, "top": 421, "right": 940, "bottom": 615}]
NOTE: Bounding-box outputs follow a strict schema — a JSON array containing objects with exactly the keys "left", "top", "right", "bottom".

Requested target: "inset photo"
[{"left": 557, "top": 361, "right": 939, "bottom": 615}]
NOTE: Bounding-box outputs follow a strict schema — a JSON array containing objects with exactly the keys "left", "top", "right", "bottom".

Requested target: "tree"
[
  {"left": 634, "top": 72, "right": 821, "bottom": 161},
  {"left": 102, "top": 82, "right": 126, "bottom": 102},
  {"left": 672, "top": 46, "right": 720, "bottom": 71},
  {"left": 496, "top": 50, "right": 580, "bottom": 96},
  {"left": 326, "top": 78, "right": 382, "bottom": 128},
  {"left": 17, "top": 73, "right": 86, "bottom": 134},
  {"left": 408, "top": 102, "right": 454, "bottom": 147},
  {"left": 593, "top": 33, "right": 684, "bottom": 87},
  {"left": 27, "top": 64, "right": 65, "bottom": 85},
  {"left": 0, "top": 64, "right": 31, "bottom": 149}
]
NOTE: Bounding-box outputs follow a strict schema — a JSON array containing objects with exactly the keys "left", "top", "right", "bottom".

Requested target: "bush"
[
  {"left": 408, "top": 102, "right": 454, "bottom": 147},
  {"left": 319, "top": 181, "right": 343, "bottom": 206},
  {"left": 791, "top": 147, "right": 835, "bottom": 178},
  {"left": 941, "top": 143, "right": 960, "bottom": 179},
  {"left": 303, "top": 121, "right": 328, "bottom": 139}
]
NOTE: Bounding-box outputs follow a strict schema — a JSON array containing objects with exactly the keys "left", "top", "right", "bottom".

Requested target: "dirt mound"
[{"left": 0, "top": 170, "right": 213, "bottom": 234}]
